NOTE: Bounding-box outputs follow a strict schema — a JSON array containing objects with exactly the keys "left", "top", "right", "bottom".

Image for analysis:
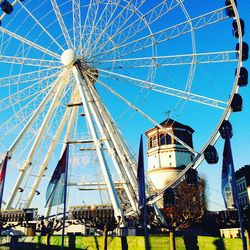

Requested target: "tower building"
[{"left": 145, "top": 119, "right": 194, "bottom": 191}]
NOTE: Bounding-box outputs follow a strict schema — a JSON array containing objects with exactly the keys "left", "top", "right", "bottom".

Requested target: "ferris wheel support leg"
[
  {"left": 5, "top": 72, "right": 69, "bottom": 210},
  {"left": 26, "top": 88, "right": 79, "bottom": 209},
  {"left": 4, "top": 72, "right": 66, "bottom": 162},
  {"left": 45, "top": 92, "right": 79, "bottom": 217},
  {"left": 87, "top": 81, "right": 138, "bottom": 185},
  {"left": 73, "top": 66, "right": 124, "bottom": 223},
  {"left": 91, "top": 76, "right": 166, "bottom": 222},
  {"left": 79, "top": 72, "right": 139, "bottom": 214}
]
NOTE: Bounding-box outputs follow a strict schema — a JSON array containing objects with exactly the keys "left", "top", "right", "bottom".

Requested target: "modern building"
[
  {"left": 236, "top": 164, "right": 250, "bottom": 208},
  {"left": 145, "top": 119, "right": 194, "bottom": 191}
]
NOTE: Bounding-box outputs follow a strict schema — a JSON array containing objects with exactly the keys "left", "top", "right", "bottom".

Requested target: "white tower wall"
[{"left": 146, "top": 120, "right": 194, "bottom": 192}]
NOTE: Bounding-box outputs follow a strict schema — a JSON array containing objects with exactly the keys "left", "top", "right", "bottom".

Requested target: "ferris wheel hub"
[{"left": 61, "top": 49, "right": 76, "bottom": 66}]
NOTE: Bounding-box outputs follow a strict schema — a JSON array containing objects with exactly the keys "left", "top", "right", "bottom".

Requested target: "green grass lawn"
[{"left": 0, "top": 235, "right": 246, "bottom": 249}]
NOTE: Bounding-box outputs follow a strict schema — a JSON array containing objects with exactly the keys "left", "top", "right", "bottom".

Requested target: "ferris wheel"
[{"left": 0, "top": 0, "right": 248, "bottom": 221}]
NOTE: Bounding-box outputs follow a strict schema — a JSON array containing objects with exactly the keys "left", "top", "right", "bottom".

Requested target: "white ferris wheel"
[{"left": 0, "top": 0, "right": 248, "bottom": 221}]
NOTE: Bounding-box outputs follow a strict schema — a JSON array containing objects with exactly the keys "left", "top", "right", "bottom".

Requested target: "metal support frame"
[
  {"left": 5, "top": 71, "right": 69, "bottom": 209},
  {"left": 45, "top": 89, "right": 79, "bottom": 217},
  {"left": 25, "top": 88, "right": 79, "bottom": 208},
  {"left": 73, "top": 65, "right": 124, "bottom": 222},
  {"left": 80, "top": 70, "right": 139, "bottom": 214}
]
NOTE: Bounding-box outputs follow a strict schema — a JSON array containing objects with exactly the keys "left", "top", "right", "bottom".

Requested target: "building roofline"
[
  {"left": 236, "top": 165, "right": 250, "bottom": 186},
  {"left": 145, "top": 119, "right": 194, "bottom": 135}
]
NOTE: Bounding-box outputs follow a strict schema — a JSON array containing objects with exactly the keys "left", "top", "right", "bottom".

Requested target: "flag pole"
[
  {"left": 221, "top": 122, "right": 247, "bottom": 250},
  {"left": 61, "top": 143, "right": 69, "bottom": 250},
  {"left": 137, "top": 135, "right": 149, "bottom": 250},
  {"left": 227, "top": 137, "right": 247, "bottom": 250},
  {"left": 0, "top": 152, "right": 8, "bottom": 210},
  {"left": 235, "top": 199, "right": 247, "bottom": 250}
]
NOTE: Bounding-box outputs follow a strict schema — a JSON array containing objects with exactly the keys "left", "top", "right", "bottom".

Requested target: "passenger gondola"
[
  {"left": 230, "top": 93, "right": 242, "bottom": 112},
  {"left": 185, "top": 168, "right": 198, "bottom": 185},
  {"left": 219, "top": 120, "right": 233, "bottom": 139},
  {"left": 232, "top": 19, "right": 245, "bottom": 38},
  {"left": 163, "top": 188, "right": 176, "bottom": 208},
  {"left": 236, "top": 67, "right": 248, "bottom": 87},
  {"left": 1, "top": 0, "right": 13, "bottom": 15},
  {"left": 204, "top": 145, "right": 219, "bottom": 164}
]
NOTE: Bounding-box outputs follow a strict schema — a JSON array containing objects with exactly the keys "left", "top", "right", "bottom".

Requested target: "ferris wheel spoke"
[
  {"left": 72, "top": 0, "right": 81, "bottom": 51},
  {"left": 80, "top": 0, "right": 98, "bottom": 54},
  {"left": 98, "top": 68, "right": 227, "bottom": 109},
  {"left": 88, "top": 0, "right": 147, "bottom": 57},
  {"left": 84, "top": 0, "right": 114, "bottom": 56},
  {"left": 0, "top": 69, "right": 61, "bottom": 87},
  {"left": 0, "top": 85, "right": 53, "bottom": 141},
  {"left": 90, "top": 0, "right": 181, "bottom": 57},
  {"left": 85, "top": 0, "right": 121, "bottom": 56},
  {"left": 5, "top": 70, "right": 70, "bottom": 209},
  {"left": 18, "top": 0, "right": 64, "bottom": 52},
  {"left": 88, "top": 72, "right": 197, "bottom": 155},
  {"left": 0, "top": 71, "right": 60, "bottom": 111},
  {"left": 83, "top": 0, "right": 102, "bottom": 55},
  {"left": 92, "top": 7, "right": 229, "bottom": 60},
  {"left": 4, "top": 71, "right": 68, "bottom": 159},
  {"left": 0, "top": 81, "right": 51, "bottom": 111},
  {"left": 93, "top": 51, "right": 237, "bottom": 69},
  {"left": 50, "top": 0, "right": 73, "bottom": 49},
  {"left": 0, "top": 27, "right": 61, "bottom": 60},
  {"left": 82, "top": 0, "right": 104, "bottom": 55},
  {"left": 0, "top": 54, "right": 61, "bottom": 67},
  {"left": 27, "top": 89, "right": 79, "bottom": 208}
]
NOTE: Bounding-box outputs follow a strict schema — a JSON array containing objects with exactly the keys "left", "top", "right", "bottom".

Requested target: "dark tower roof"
[
  {"left": 146, "top": 119, "right": 194, "bottom": 135},
  {"left": 160, "top": 119, "right": 194, "bottom": 133}
]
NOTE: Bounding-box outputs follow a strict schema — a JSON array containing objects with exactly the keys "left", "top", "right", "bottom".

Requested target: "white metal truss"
[
  {"left": 92, "top": 51, "right": 238, "bottom": 68},
  {"left": 97, "top": 68, "right": 227, "bottom": 109},
  {"left": 91, "top": 7, "right": 229, "bottom": 60},
  {"left": 89, "top": 0, "right": 182, "bottom": 57},
  {"left": 0, "top": 80, "right": 53, "bottom": 111},
  {"left": 45, "top": 89, "right": 80, "bottom": 217},
  {"left": 72, "top": 0, "right": 81, "bottom": 51},
  {"left": 50, "top": 0, "right": 73, "bottom": 49},
  {"left": 0, "top": 27, "right": 60, "bottom": 60},
  {"left": 83, "top": 0, "right": 114, "bottom": 56},
  {"left": 5, "top": 71, "right": 69, "bottom": 209},
  {"left": 73, "top": 65, "right": 124, "bottom": 222},
  {"left": 80, "top": 69, "right": 139, "bottom": 214},
  {"left": 18, "top": 0, "right": 64, "bottom": 52},
  {"left": 80, "top": 0, "right": 100, "bottom": 54},
  {"left": 85, "top": 0, "right": 139, "bottom": 56},
  {"left": 0, "top": 55, "right": 61, "bottom": 67},
  {"left": 90, "top": 74, "right": 197, "bottom": 155},
  {"left": 25, "top": 88, "right": 79, "bottom": 209},
  {"left": 0, "top": 69, "right": 61, "bottom": 87}
]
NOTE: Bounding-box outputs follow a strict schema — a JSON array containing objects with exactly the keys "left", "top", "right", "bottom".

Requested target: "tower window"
[
  {"left": 149, "top": 137, "right": 153, "bottom": 149},
  {"left": 159, "top": 133, "right": 171, "bottom": 145},
  {"left": 159, "top": 133, "right": 165, "bottom": 145},
  {"left": 152, "top": 135, "right": 158, "bottom": 147},
  {"left": 166, "top": 134, "right": 171, "bottom": 144}
]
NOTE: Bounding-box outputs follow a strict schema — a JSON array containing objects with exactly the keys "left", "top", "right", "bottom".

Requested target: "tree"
[{"left": 161, "top": 178, "right": 207, "bottom": 250}]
